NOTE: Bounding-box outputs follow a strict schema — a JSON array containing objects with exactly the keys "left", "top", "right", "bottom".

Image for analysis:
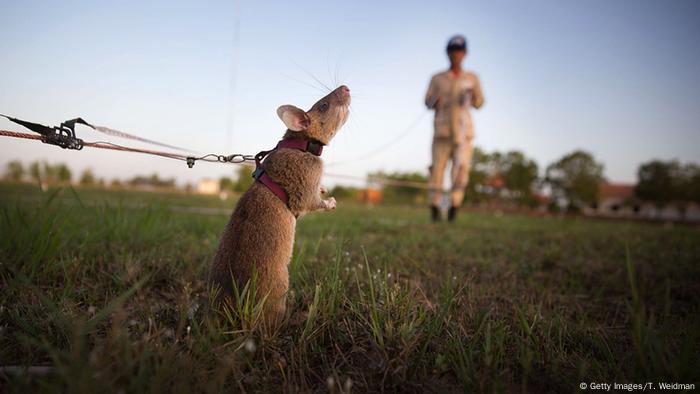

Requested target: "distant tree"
[
  {"left": 465, "top": 147, "right": 490, "bottom": 203},
  {"left": 635, "top": 160, "right": 682, "bottom": 209},
  {"left": 545, "top": 150, "right": 605, "bottom": 212},
  {"left": 330, "top": 185, "right": 359, "bottom": 200},
  {"left": 42, "top": 162, "right": 59, "bottom": 184},
  {"left": 637, "top": 161, "right": 700, "bottom": 218},
  {"left": 160, "top": 176, "right": 175, "bottom": 188},
  {"left": 25, "top": 161, "right": 73, "bottom": 187},
  {"left": 128, "top": 173, "right": 175, "bottom": 188},
  {"left": 29, "top": 161, "right": 42, "bottom": 185},
  {"left": 675, "top": 164, "right": 700, "bottom": 217},
  {"left": 368, "top": 170, "right": 428, "bottom": 204},
  {"left": 219, "top": 176, "right": 236, "bottom": 192},
  {"left": 55, "top": 163, "right": 72, "bottom": 184},
  {"left": 683, "top": 164, "right": 700, "bottom": 204},
  {"left": 4, "top": 160, "right": 25, "bottom": 182},
  {"left": 28, "top": 161, "right": 49, "bottom": 190},
  {"left": 80, "top": 169, "right": 96, "bottom": 186},
  {"left": 465, "top": 148, "right": 540, "bottom": 207},
  {"left": 110, "top": 179, "right": 123, "bottom": 188},
  {"left": 501, "top": 151, "right": 539, "bottom": 206},
  {"left": 234, "top": 166, "right": 254, "bottom": 192}
]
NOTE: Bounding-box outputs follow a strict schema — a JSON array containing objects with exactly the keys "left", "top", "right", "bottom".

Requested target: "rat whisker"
[
  {"left": 334, "top": 58, "right": 341, "bottom": 87},
  {"left": 326, "top": 53, "right": 336, "bottom": 88},
  {"left": 345, "top": 106, "right": 365, "bottom": 129},
  {"left": 292, "top": 60, "right": 333, "bottom": 92},
  {"left": 281, "top": 73, "right": 328, "bottom": 94}
]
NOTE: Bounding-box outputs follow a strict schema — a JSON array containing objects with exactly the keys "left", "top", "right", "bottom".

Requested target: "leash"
[
  {"left": 1, "top": 113, "right": 438, "bottom": 191},
  {"left": 0, "top": 114, "right": 256, "bottom": 167}
]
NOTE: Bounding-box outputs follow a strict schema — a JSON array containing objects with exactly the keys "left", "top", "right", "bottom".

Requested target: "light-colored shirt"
[{"left": 425, "top": 70, "right": 484, "bottom": 143}]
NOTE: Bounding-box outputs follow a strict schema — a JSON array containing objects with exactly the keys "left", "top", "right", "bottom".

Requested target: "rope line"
[
  {"left": 326, "top": 110, "right": 429, "bottom": 167},
  {"left": 92, "top": 125, "right": 194, "bottom": 153},
  {"left": 0, "top": 129, "right": 435, "bottom": 191},
  {"left": 1, "top": 113, "right": 193, "bottom": 153},
  {"left": 0, "top": 129, "right": 188, "bottom": 161},
  {"left": 0, "top": 130, "right": 253, "bottom": 165},
  {"left": 0, "top": 129, "right": 42, "bottom": 141},
  {"left": 324, "top": 172, "right": 432, "bottom": 190}
]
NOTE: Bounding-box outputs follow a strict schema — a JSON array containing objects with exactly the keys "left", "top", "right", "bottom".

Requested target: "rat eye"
[{"left": 319, "top": 102, "right": 329, "bottom": 112}]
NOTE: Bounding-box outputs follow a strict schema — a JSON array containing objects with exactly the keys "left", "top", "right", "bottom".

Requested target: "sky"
[{"left": 1, "top": 0, "right": 699, "bottom": 188}]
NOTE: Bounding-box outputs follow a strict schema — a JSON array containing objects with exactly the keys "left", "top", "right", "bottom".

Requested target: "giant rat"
[{"left": 210, "top": 85, "right": 351, "bottom": 321}]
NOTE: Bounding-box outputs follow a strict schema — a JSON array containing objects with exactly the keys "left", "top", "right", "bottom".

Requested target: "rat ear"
[{"left": 277, "top": 105, "right": 310, "bottom": 131}]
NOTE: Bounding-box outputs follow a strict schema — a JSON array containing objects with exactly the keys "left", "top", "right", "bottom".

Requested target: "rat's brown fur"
[{"left": 209, "top": 86, "right": 350, "bottom": 321}]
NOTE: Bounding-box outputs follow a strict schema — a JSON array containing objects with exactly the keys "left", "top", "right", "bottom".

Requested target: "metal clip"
[
  {"left": 307, "top": 141, "right": 323, "bottom": 156},
  {"left": 252, "top": 167, "right": 264, "bottom": 180},
  {"left": 186, "top": 157, "right": 196, "bottom": 168},
  {"left": 43, "top": 120, "right": 85, "bottom": 150},
  {"left": 2, "top": 115, "right": 85, "bottom": 150}
]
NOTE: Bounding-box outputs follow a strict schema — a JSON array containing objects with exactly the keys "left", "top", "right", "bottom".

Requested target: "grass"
[{"left": 1, "top": 183, "right": 699, "bottom": 392}]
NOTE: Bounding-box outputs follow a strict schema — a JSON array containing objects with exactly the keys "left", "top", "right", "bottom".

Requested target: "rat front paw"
[{"left": 323, "top": 197, "right": 337, "bottom": 210}]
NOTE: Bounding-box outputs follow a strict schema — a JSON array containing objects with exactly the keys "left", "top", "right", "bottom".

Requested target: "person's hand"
[
  {"left": 459, "top": 88, "right": 472, "bottom": 106},
  {"left": 427, "top": 96, "right": 440, "bottom": 109}
]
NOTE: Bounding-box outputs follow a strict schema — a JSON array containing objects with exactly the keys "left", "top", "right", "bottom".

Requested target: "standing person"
[{"left": 425, "top": 34, "right": 484, "bottom": 222}]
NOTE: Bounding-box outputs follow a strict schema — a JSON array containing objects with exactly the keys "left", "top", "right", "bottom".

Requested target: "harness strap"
[
  {"left": 252, "top": 138, "right": 324, "bottom": 207},
  {"left": 276, "top": 139, "right": 324, "bottom": 156},
  {"left": 256, "top": 172, "right": 289, "bottom": 206}
]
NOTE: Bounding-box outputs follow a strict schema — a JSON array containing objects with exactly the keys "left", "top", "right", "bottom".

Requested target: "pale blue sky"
[{"left": 1, "top": 0, "right": 699, "bottom": 187}]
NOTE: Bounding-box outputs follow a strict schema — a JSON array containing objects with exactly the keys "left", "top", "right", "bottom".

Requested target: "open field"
[{"left": 1, "top": 183, "right": 699, "bottom": 393}]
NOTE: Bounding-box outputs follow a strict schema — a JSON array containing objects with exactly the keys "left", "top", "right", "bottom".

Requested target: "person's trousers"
[{"left": 429, "top": 138, "right": 473, "bottom": 207}]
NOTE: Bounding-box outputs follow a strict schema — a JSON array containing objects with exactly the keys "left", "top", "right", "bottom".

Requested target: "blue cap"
[{"left": 446, "top": 35, "right": 467, "bottom": 52}]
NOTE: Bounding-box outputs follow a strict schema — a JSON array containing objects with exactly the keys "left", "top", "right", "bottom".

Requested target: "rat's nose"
[{"left": 334, "top": 85, "right": 350, "bottom": 104}]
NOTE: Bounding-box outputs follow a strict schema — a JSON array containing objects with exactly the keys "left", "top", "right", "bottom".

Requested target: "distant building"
[
  {"left": 596, "top": 182, "right": 635, "bottom": 213},
  {"left": 358, "top": 188, "right": 383, "bottom": 204},
  {"left": 590, "top": 182, "right": 700, "bottom": 222},
  {"left": 533, "top": 193, "right": 550, "bottom": 212},
  {"left": 474, "top": 173, "right": 505, "bottom": 196},
  {"left": 684, "top": 204, "right": 700, "bottom": 221},
  {"left": 486, "top": 173, "right": 505, "bottom": 190},
  {"left": 197, "top": 179, "right": 220, "bottom": 195}
]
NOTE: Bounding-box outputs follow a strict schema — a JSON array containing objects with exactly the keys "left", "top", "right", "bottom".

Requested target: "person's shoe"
[
  {"left": 447, "top": 206, "right": 458, "bottom": 222},
  {"left": 431, "top": 205, "right": 441, "bottom": 222}
]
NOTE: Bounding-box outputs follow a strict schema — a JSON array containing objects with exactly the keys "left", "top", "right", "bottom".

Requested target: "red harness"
[{"left": 252, "top": 138, "right": 324, "bottom": 207}]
